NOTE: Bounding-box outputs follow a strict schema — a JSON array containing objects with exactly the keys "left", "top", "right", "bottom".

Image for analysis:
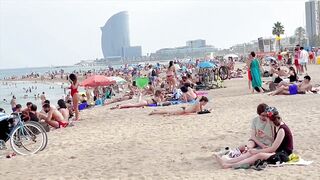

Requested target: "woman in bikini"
[
  {"left": 69, "top": 74, "right": 80, "bottom": 121},
  {"left": 111, "top": 90, "right": 164, "bottom": 109},
  {"left": 214, "top": 107, "right": 293, "bottom": 169},
  {"left": 166, "top": 61, "right": 176, "bottom": 93},
  {"left": 149, "top": 96, "right": 209, "bottom": 116}
]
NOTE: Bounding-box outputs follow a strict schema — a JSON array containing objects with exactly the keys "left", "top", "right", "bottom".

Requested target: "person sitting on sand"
[
  {"left": 236, "top": 103, "right": 274, "bottom": 154},
  {"left": 14, "top": 104, "right": 22, "bottom": 113},
  {"left": 144, "top": 82, "right": 155, "bottom": 95},
  {"left": 180, "top": 84, "right": 197, "bottom": 103},
  {"left": 22, "top": 102, "right": 33, "bottom": 112},
  {"left": 180, "top": 75, "right": 193, "bottom": 88},
  {"left": 39, "top": 103, "right": 68, "bottom": 128},
  {"left": 270, "top": 75, "right": 312, "bottom": 96},
  {"left": 57, "top": 99, "right": 70, "bottom": 122},
  {"left": 214, "top": 107, "right": 293, "bottom": 168},
  {"left": 149, "top": 96, "right": 209, "bottom": 116},
  {"left": 111, "top": 90, "right": 164, "bottom": 109}
]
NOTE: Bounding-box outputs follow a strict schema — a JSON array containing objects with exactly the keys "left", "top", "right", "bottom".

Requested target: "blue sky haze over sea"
[{"left": 0, "top": 0, "right": 306, "bottom": 69}]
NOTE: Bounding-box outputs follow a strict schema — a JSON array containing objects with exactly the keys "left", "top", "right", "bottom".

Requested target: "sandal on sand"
[
  {"left": 252, "top": 160, "right": 267, "bottom": 171},
  {"left": 6, "top": 153, "right": 16, "bottom": 159}
]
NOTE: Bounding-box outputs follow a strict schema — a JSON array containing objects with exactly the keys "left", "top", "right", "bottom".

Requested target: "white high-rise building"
[{"left": 305, "top": 0, "right": 320, "bottom": 46}]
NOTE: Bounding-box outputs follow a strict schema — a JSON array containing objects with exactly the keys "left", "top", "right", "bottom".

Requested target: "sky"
[{"left": 0, "top": 0, "right": 307, "bottom": 69}]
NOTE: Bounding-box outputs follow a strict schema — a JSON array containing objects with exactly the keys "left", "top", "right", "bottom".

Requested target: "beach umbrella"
[
  {"left": 198, "top": 61, "right": 215, "bottom": 69},
  {"left": 223, "top": 54, "right": 239, "bottom": 60},
  {"left": 135, "top": 77, "right": 149, "bottom": 89},
  {"left": 110, "top": 76, "right": 127, "bottom": 84},
  {"left": 80, "top": 75, "right": 116, "bottom": 87}
]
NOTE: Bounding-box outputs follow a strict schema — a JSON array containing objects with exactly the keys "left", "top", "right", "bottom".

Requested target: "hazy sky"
[{"left": 0, "top": 0, "right": 307, "bottom": 69}]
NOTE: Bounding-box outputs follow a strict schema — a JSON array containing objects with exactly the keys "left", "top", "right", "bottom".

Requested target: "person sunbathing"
[
  {"left": 214, "top": 107, "right": 293, "bottom": 169},
  {"left": 111, "top": 90, "right": 164, "bottom": 109},
  {"left": 149, "top": 96, "right": 209, "bottom": 116},
  {"left": 39, "top": 103, "right": 68, "bottom": 128},
  {"left": 104, "top": 93, "right": 134, "bottom": 106},
  {"left": 270, "top": 75, "right": 312, "bottom": 96}
]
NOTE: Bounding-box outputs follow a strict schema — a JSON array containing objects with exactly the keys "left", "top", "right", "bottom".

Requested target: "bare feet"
[
  {"left": 149, "top": 110, "right": 159, "bottom": 115},
  {"left": 213, "top": 153, "right": 231, "bottom": 169},
  {"left": 110, "top": 105, "right": 120, "bottom": 110}
]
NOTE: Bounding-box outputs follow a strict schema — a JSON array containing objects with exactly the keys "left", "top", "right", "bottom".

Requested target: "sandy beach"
[{"left": 1, "top": 65, "right": 320, "bottom": 180}]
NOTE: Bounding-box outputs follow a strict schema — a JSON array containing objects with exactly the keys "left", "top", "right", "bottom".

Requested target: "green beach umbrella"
[{"left": 135, "top": 77, "right": 149, "bottom": 89}]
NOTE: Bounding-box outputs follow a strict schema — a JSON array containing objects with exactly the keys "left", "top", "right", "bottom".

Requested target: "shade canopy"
[
  {"left": 198, "top": 61, "right": 215, "bottom": 69},
  {"left": 80, "top": 75, "right": 116, "bottom": 87}
]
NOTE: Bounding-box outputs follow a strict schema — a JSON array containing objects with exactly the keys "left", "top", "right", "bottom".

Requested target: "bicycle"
[{"left": 0, "top": 113, "right": 48, "bottom": 155}]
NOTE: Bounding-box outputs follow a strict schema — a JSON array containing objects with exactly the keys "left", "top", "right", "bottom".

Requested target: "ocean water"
[
  {"left": 0, "top": 66, "right": 107, "bottom": 113},
  {"left": 0, "top": 66, "right": 113, "bottom": 80},
  {"left": 0, "top": 81, "right": 76, "bottom": 113}
]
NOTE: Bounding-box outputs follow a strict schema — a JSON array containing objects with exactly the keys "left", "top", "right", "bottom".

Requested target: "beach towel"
[{"left": 268, "top": 154, "right": 313, "bottom": 167}]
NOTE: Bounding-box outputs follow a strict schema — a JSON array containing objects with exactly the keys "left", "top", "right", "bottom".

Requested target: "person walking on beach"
[
  {"left": 299, "top": 47, "right": 309, "bottom": 74},
  {"left": 249, "top": 52, "right": 263, "bottom": 93},
  {"left": 69, "top": 73, "right": 80, "bottom": 121},
  {"left": 294, "top": 47, "right": 301, "bottom": 74},
  {"left": 246, "top": 57, "right": 253, "bottom": 90}
]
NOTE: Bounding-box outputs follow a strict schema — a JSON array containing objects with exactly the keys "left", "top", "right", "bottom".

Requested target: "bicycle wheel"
[
  {"left": 10, "top": 122, "right": 47, "bottom": 155},
  {"left": 27, "top": 121, "right": 48, "bottom": 151},
  {"left": 218, "top": 66, "right": 229, "bottom": 80}
]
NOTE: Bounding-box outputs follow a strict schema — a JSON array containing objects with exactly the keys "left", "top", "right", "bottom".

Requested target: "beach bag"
[
  {"left": 266, "top": 151, "right": 289, "bottom": 164},
  {"left": 263, "top": 71, "right": 270, "bottom": 77}
]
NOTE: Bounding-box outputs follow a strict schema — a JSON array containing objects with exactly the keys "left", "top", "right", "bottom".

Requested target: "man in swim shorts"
[{"left": 270, "top": 75, "right": 312, "bottom": 96}]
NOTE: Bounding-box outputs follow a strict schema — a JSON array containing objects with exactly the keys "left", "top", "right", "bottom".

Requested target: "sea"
[
  {"left": 0, "top": 65, "right": 111, "bottom": 113},
  {"left": 0, "top": 61, "right": 171, "bottom": 113}
]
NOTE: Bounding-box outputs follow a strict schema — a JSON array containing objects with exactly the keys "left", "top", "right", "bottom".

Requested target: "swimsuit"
[
  {"left": 289, "top": 84, "right": 298, "bottom": 95},
  {"left": 70, "top": 85, "right": 78, "bottom": 97},
  {"left": 248, "top": 70, "right": 252, "bottom": 81}
]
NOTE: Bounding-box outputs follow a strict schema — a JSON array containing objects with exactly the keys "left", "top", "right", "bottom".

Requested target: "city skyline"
[{"left": 0, "top": 0, "right": 307, "bottom": 68}]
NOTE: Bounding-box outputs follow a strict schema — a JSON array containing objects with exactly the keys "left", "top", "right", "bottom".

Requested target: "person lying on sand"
[
  {"left": 149, "top": 96, "right": 209, "bottom": 116},
  {"left": 214, "top": 107, "right": 293, "bottom": 169},
  {"left": 270, "top": 75, "right": 312, "bottom": 96},
  {"left": 105, "top": 94, "right": 134, "bottom": 106},
  {"left": 111, "top": 90, "right": 164, "bottom": 109},
  {"left": 38, "top": 103, "right": 68, "bottom": 128}
]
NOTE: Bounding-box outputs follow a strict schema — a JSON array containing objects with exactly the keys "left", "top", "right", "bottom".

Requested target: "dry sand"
[{"left": 1, "top": 65, "right": 320, "bottom": 180}]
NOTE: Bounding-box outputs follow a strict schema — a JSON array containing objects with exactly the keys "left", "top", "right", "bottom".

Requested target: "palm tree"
[
  {"left": 294, "top": 27, "right": 307, "bottom": 46},
  {"left": 272, "top": 22, "right": 285, "bottom": 51}
]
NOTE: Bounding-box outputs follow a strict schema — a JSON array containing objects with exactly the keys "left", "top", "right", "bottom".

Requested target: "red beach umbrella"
[{"left": 80, "top": 75, "right": 116, "bottom": 87}]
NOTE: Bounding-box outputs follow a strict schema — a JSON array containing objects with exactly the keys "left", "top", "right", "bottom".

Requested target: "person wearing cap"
[{"left": 215, "top": 107, "right": 293, "bottom": 169}]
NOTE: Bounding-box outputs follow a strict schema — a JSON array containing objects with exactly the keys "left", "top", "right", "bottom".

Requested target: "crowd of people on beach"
[
  {"left": 245, "top": 45, "right": 318, "bottom": 95},
  {"left": 0, "top": 48, "right": 319, "bottom": 170},
  {"left": 214, "top": 103, "right": 294, "bottom": 170}
]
